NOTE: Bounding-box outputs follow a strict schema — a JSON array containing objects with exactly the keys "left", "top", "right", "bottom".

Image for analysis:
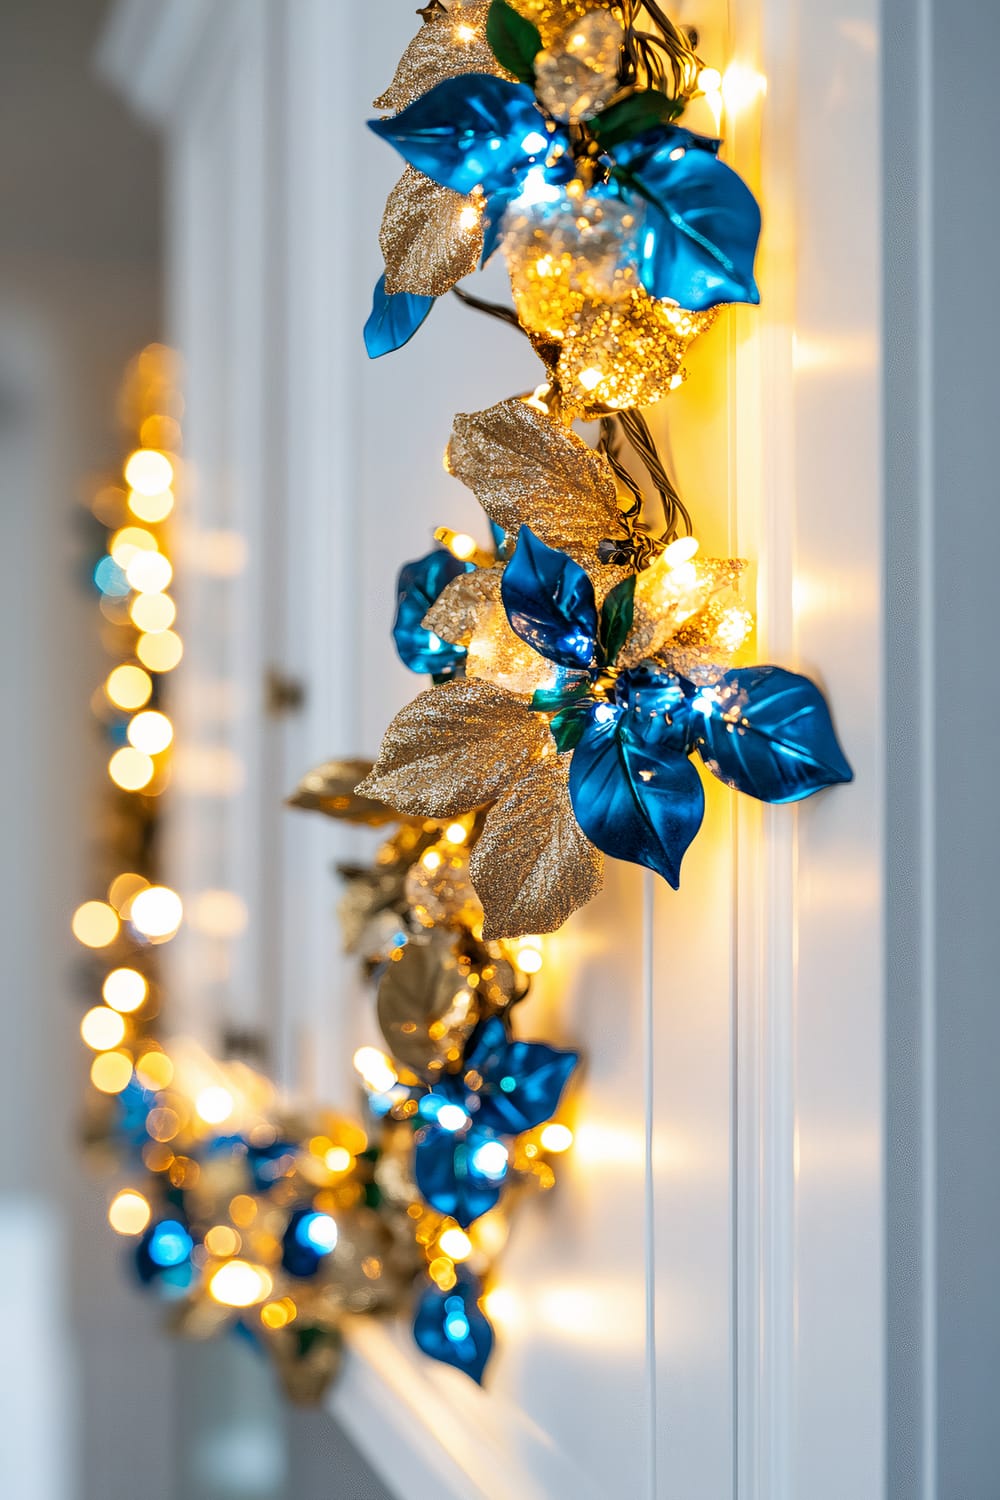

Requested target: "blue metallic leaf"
[
  {"left": 364, "top": 274, "right": 435, "bottom": 358},
  {"left": 413, "top": 1269, "right": 494, "bottom": 1383},
  {"left": 393, "top": 548, "right": 474, "bottom": 677},
  {"left": 462, "top": 1016, "right": 578, "bottom": 1135},
  {"left": 690, "top": 666, "right": 853, "bottom": 803},
  {"left": 614, "top": 126, "right": 760, "bottom": 310},
  {"left": 501, "top": 526, "right": 598, "bottom": 669},
  {"left": 368, "top": 75, "right": 552, "bottom": 198},
  {"left": 568, "top": 702, "right": 704, "bottom": 887},
  {"left": 414, "top": 1121, "right": 509, "bottom": 1227},
  {"left": 613, "top": 667, "right": 695, "bottom": 755}
]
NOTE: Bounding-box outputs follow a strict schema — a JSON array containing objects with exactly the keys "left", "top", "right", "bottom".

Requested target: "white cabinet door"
[{"left": 99, "top": 1, "right": 886, "bottom": 1495}]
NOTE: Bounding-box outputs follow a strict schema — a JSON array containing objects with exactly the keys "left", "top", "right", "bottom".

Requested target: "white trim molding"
[{"left": 95, "top": 0, "right": 217, "bottom": 125}]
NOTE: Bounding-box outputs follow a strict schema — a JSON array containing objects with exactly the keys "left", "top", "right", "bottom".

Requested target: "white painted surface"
[{"left": 99, "top": 1, "right": 891, "bottom": 1496}]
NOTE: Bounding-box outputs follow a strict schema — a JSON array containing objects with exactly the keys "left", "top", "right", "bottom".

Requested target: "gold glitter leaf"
[
  {"left": 357, "top": 678, "right": 553, "bottom": 819},
  {"left": 377, "top": 935, "right": 480, "bottom": 1077},
  {"left": 374, "top": 3, "right": 509, "bottom": 112},
  {"left": 381, "top": 168, "right": 483, "bottom": 297},
  {"left": 288, "top": 758, "right": 414, "bottom": 827},
  {"left": 471, "top": 755, "right": 604, "bottom": 938},
  {"left": 447, "top": 399, "right": 620, "bottom": 566},
  {"left": 421, "top": 566, "right": 503, "bottom": 647}
]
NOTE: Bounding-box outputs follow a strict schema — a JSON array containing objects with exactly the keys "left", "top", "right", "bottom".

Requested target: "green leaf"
[
  {"left": 486, "top": 0, "right": 543, "bottom": 83},
  {"left": 530, "top": 681, "right": 591, "bottom": 714},
  {"left": 591, "top": 89, "right": 685, "bottom": 152},
  {"left": 598, "top": 575, "right": 636, "bottom": 668},
  {"left": 550, "top": 701, "right": 592, "bottom": 753}
]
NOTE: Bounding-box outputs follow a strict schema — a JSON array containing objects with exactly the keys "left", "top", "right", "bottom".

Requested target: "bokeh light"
[
  {"left": 127, "top": 489, "right": 174, "bottom": 524},
  {"left": 130, "top": 592, "right": 176, "bottom": 633},
  {"left": 108, "top": 747, "right": 155, "bottom": 791},
  {"left": 105, "top": 664, "right": 153, "bottom": 710},
  {"left": 71, "top": 900, "right": 120, "bottom": 949},
  {"left": 129, "top": 886, "right": 183, "bottom": 940},
  {"left": 195, "top": 1086, "right": 233, "bottom": 1125},
  {"left": 109, "top": 526, "right": 157, "bottom": 568},
  {"left": 102, "top": 968, "right": 148, "bottom": 1013},
  {"left": 125, "top": 551, "right": 172, "bottom": 593},
  {"left": 108, "top": 1190, "right": 151, "bottom": 1236},
  {"left": 80, "top": 1006, "right": 127, "bottom": 1051},
  {"left": 136, "top": 630, "right": 183, "bottom": 672},
  {"left": 127, "top": 711, "right": 173, "bottom": 755},
  {"left": 124, "top": 449, "right": 174, "bottom": 495},
  {"left": 90, "top": 1051, "right": 134, "bottom": 1095},
  {"left": 208, "top": 1260, "right": 272, "bottom": 1308}
]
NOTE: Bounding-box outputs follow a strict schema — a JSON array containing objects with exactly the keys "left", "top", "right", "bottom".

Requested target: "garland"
[
  {"left": 76, "top": 348, "right": 576, "bottom": 1400},
  {"left": 76, "top": 0, "right": 852, "bottom": 1404}
]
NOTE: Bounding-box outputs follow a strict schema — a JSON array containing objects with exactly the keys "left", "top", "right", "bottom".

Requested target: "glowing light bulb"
[
  {"left": 458, "top": 203, "right": 480, "bottom": 231},
  {"left": 444, "top": 822, "right": 468, "bottom": 845},
  {"left": 577, "top": 366, "right": 605, "bottom": 393},
  {"left": 103, "top": 968, "right": 148, "bottom": 1013},
  {"left": 130, "top": 885, "right": 183, "bottom": 939},
  {"left": 136, "top": 630, "right": 183, "bottom": 672},
  {"left": 127, "top": 711, "right": 173, "bottom": 755},
  {"left": 195, "top": 1086, "right": 234, "bottom": 1124},
  {"left": 72, "top": 901, "right": 119, "bottom": 949},
  {"left": 126, "top": 551, "right": 172, "bottom": 593},
  {"left": 204, "top": 1225, "right": 240, "bottom": 1258},
  {"left": 130, "top": 592, "right": 176, "bottom": 633},
  {"left": 109, "top": 747, "right": 155, "bottom": 791},
  {"left": 698, "top": 66, "right": 722, "bottom": 93},
  {"left": 208, "top": 1260, "right": 272, "bottom": 1308},
  {"left": 454, "top": 22, "right": 476, "bottom": 42},
  {"left": 540, "top": 1123, "right": 574, "bottom": 1153},
  {"left": 422, "top": 849, "right": 443, "bottom": 872},
  {"left": 90, "top": 1051, "right": 133, "bottom": 1094},
  {"left": 353, "top": 1047, "right": 397, "bottom": 1094},
  {"left": 108, "top": 1190, "right": 151, "bottom": 1236},
  {"left": 261, "top": 1298, "right": 297, "bottom": 1330},
  {"left": 124, "top": 449, "right": 174, "bottom": 496},
  {"left": 471, "top": 1140, "right": 509, "bottom": 1180},
  {"left": 450, "top": 533, "right": 477, "bottom": 560},
  {"left": 80, "top": 1006, "right": 127, "bottom": 1051},
  {"left": 136, "top": 1051, "right": 173, "bottom": 1089},
  {"left": 437, "top": 1104, "right": 470, "bottom": 1133},
  {"left": 661, "top": 536, "right": 700, "bottom": 567},
  {"left": 438, "top": 1227, "right": 473, "bottom": 1261},
  {"left": 324, "top": 1146, "right": 352, "bottom": 1173},
  {"left": 515, "top": 935, "right": 544, "bottom": 975},
  {"left": 105, "top": 664, "right": 153, "bottom": 710}
]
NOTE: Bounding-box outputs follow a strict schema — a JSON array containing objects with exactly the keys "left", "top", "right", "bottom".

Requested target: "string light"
[
  {"left": 130, "top": 592, "right": 176, "bottom": 633},
  {"left": 127, "top": 711, "right": 174, "bottom": 755},
  {"left": 105, "top": 664, "right": 153, "bottom": 710},
  {"left": 108, "top": 747, "right": 155, "bottom": 791},
  {"left": 136, "top": 630, "right": 183, "bottom": 672},
  {"left": 102, "top": 968, "right": 148, "bottom": 1013},
  {"left": 108, "top": 1190, "right": 151, "bottom": 1236},
  {"left": 124, "top": 449, "right": 174, "bottom": 495},
  {"left": 208, "top": 1260, "right": 273, "bottom": 1308},
  {"left": 125, "top": 550, "right": 172, "bottom": 593},
  {"left": 72, "top": 901, "right": 120, "bottom": 949},
  {"left": 195, "top": 1086, "right": 234, "bottom": 1125},
  {"left": 129, "top": 886, "right": 183, "bottom": 939},
  {"left": 80, "top": 1007, "right": 127, "bottom": 1051}
]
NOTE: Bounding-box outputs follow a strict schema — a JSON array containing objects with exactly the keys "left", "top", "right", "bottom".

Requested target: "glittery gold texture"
[
  {"left": 421, "top": 566, "right": 503, "bottom": 647},
  {"left": 374, "top": 2, "right": 510, "bottom": 112},
  {"left": 447, "top": 399, "right": 621, "bottom": 568},
  {"left": 509, "top": 0, "right": 609, "bottom": 47},
  {"left": 287, "top": 758, "right": 413, "bottom": 826},
  {"left": 356, "top": 677, "right": 554, "bottom": 819},
  {"left": 555, "top": 290, "right": 717, "bottom": 416},
  {"left": 404, "top": 843, "right": 483, "bottom": 929},
  {"left": 620, "top": 555, "right": 747, "bottom": 668},
  {"left": 533, "top": 12, "right": 624, "bottom": 121},
  {"left": 470, "top": 755, "right": 605, "bottom": 939},
  {"left": 381, "top": 168, "right": 484, "bottom": 297},
  {"left": 377, "top": 935, "right": 480, "bottom": 1076}
]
